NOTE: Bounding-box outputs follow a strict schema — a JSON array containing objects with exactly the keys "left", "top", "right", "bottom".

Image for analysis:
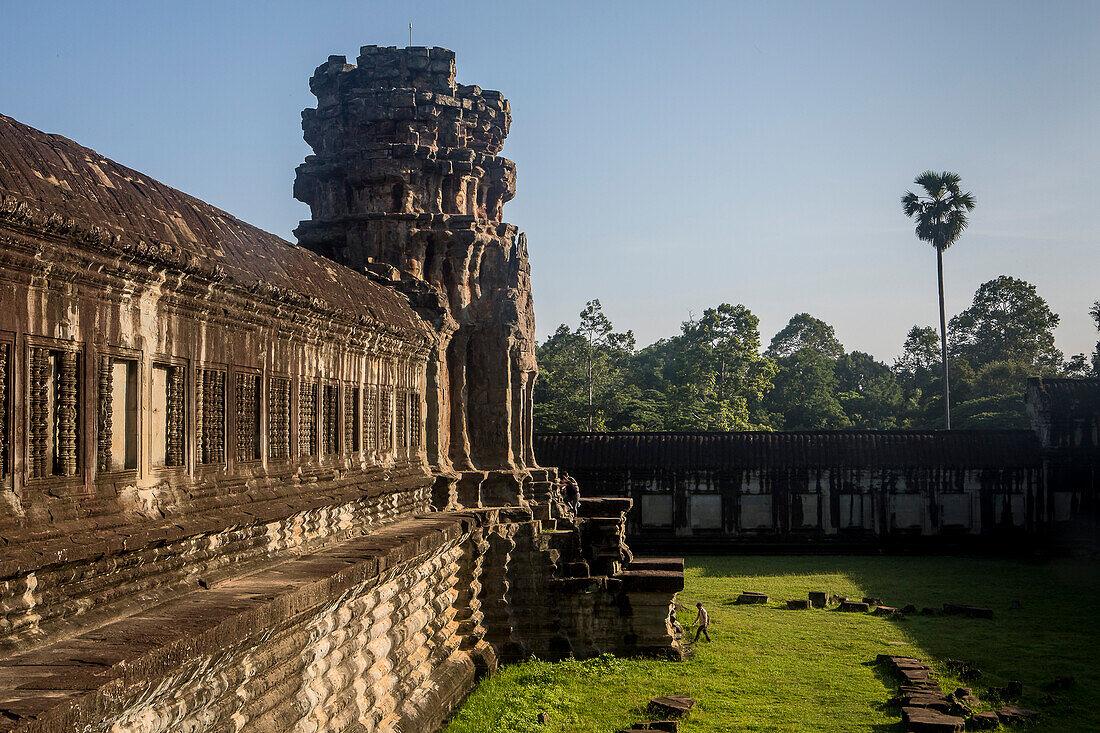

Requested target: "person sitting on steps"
[{"left": 561, "top": 471, "right": 581, "bottom": 515}]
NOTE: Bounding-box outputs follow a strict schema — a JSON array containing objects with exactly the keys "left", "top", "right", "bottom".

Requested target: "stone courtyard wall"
[{"left": 535, "top": 430, "right": 1064, "bottom": 552}]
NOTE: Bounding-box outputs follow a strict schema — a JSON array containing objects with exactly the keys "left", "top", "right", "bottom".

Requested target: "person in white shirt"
[{"left": 694, "top": 602, "right": 711, "bottom": 642}]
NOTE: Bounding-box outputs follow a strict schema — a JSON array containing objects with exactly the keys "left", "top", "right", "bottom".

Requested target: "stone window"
[
  {"left": 235, "top": 372, "right": 261, "bottom": 462},
  {"left": 409, "top": 391, "right": 421, "bottom": 448},
  {"left": 267, "top": 376, "right": 291, "bottom": 460},
  {"left": 344, "top": 385, "right": 360, "bottom": 453},
  {"left": 27, "top": 345, "right": 81, "bottom": 478},
  {"left": 396, "top": 389, "right": 408, "bottom": 449},
  {"left": 151, "top": 364, "right": 185, "bottom": 468},
  {"left": 362, "top": 384, "right": 377, "bottom": 453},
  {"left": 322, "top": 384, "right": 338, "bottom": 455},
  {"left": 0, "top": 342, "right": 9, "bottom": 480},
  {"left": 379, "top": 386, "right": 393, "bottom": 452},
  {"left": 299, "top": 381, "right": 317, "bottom": 456},
  {"left": 97, "top": 355, "right": 140, "bottom": 472},
  {"left": 196, "top": 368, "right": 226, "bottom": 466}
]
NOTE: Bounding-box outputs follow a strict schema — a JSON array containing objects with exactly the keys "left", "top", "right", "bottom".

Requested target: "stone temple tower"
[{"left": 294, "top": 46, "right": 542, "bottom": 506}]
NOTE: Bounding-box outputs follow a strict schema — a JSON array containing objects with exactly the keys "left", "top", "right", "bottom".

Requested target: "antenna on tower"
[{"left": 409, "top": 22, "right": 413, "bottom": 46}]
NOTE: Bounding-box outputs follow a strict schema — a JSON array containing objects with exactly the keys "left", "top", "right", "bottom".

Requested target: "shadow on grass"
[{"left": 687, "top": 555, "right": 1100, "bottom": 732}]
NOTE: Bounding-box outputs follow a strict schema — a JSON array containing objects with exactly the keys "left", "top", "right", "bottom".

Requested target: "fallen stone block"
[
  {"left": 902, "top": 604, "right": 918, "bottom": 614},
  {"left": 896, "top": 693, "right": 952, "bottom": 712},
  {"left": 901, "top": 706, "right": 965, "bottom": 732},
  {"left": 899, "top": 667, "right": 936, "bottom": 685},
  {"left": 837, "top": 601, "right": 870, "bottom": 612},
  {"left": 625, "top": 722, "right": 678, "bottom": 732},
  {"left": 1044, "top": 675, "right": 1074, "bottom": 691},
  {"left": 809, "top": 591, "right": 829, "bottom": 608},
  {"left": 647, "top": 696, "right": 696, "bottom": 718},
  {"left": 968, "top": 711, "right": 1000, "bottom": 729},
  {"left": 873, "top": 605, "right": 898, "bottom": 616},
  {"left": 787, "top": 599, "right": 811, "bottom": 610},
  {"left": 942, "top": 603, "right": 994, "bottom": 619},
  {"left": 995, "top": 705, "right": 1040, "bottom": 725},
  {"left": 736, "top": 593, "right": 769, "bottom": 604},
  {"left": 863, "top": 596, "right": 881, "bottom": 606},
  {"left": 989, "top": 680, "right": 1023, "bottom": 701}
]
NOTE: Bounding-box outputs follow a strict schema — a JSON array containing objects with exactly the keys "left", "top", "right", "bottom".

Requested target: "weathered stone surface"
[
  {"left": 787, "top": 599, "right": 811, "bottom": 610},
  {"left": 943, "top": 604, "right": 994, "bottom": 619},
  {"left": 967, "top": 711, "right": 1000, "bottom": 729},
  {"left": 874, "top": 605, "right": 899, "bottom": 616},
  {"left": 647, "top": 696, "right": 696, "bottom": 718},
  {"left": 995, "top": 705, "right": 1040, "bottom": 724},
  {"left": 838, "top": 601, "right": 871, "bottom": 612},
  {"left": 900, "top": 706, "right": 965, "bottom": 732},
  {"left": 737, "top": 593, "right": 769, "bottom": 604},
  {"left": 809, "top": 591, "right": 830, "bottom": 608},
  {"left": 1045, "top": 674, "right": 1075, "bottom": 691},
  {"left": 622, "top": 722, "right": 678, "bottom": 733}
]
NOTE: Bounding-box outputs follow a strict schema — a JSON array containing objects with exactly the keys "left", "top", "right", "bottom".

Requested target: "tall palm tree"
[{"left": 902, "top": 171, "right": 975, "bottom": 430}]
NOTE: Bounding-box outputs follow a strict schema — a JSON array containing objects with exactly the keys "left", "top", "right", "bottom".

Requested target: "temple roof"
[
  {"left": 0, "top": 113, "right": 428, "bottom": 340},
  {"left": 535, "top": 430, "right": 1041, "bottom": 470}
]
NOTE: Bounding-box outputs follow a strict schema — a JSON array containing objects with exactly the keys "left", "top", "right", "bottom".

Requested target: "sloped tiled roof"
[
  {"left": 0, "top": 113, "right": 428, "bottom": 340},
  {"left": 535, "top": 430, "right": 1040, "bottom": 470}
]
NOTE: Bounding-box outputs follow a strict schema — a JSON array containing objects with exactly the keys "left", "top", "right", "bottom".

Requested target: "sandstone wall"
[
  {"left": 536, "top": 431, "right": 1053, "bottom": 551},
  {"left": 294, "top": 47, "right": 540, "bottom": 507}
]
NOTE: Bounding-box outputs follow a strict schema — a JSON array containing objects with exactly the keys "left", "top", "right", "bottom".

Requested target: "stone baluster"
[
  {"left": 57, "top": 350, "right": 78, "bottom": 476},
  {"left": 97, "top": 354, "right": 112, "bottom": 472}
]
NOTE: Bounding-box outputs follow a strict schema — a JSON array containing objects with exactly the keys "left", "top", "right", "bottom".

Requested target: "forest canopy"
[{"left": 534, "top": 278, "right": 1099, "bottom": 433}]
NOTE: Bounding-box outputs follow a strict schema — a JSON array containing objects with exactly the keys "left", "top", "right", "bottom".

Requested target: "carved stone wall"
[{"left": 295, "top": 46, "right": 539, "bottom": 505}]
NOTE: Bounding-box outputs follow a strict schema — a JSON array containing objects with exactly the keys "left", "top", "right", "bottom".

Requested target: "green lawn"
[{"left": 445, "top": 556, "right": 1100, "bottom": 732}]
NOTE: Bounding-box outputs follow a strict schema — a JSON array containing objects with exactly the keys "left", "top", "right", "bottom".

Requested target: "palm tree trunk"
[{"left": 936, "top": 246, "right": 951, "bottom": 430}]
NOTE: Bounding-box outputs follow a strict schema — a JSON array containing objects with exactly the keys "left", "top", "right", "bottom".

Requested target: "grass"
[{"left": 444, "top": 556, "right": 1100, "bottom": 732}]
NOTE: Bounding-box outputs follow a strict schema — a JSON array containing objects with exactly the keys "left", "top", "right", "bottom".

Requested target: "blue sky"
[{"left": 2, "top": 1, "right": 1097, "bottom": 361}]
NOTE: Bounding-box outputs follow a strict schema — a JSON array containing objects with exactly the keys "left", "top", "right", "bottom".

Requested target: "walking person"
[{"left": 693, "top": 602, "right": 711, "bottom": 642}]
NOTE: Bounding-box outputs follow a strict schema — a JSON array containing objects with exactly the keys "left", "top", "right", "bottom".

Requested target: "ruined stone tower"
[{"left": 295, "top": 46, "right": 538, "bottom": 507}]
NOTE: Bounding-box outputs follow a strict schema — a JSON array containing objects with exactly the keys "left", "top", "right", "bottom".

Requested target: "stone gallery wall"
[
  {"left": 0, "top": 46, "right": 682, "bottom": 733},
  {"left": 536, "top": 429, "right": 1068, "bottom": 551}
]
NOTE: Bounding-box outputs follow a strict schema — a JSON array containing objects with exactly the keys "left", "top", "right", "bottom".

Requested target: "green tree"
[
  {"left": 663, "top": 303, "right": 776, "bottom": 431},
  {"left": 902, "top": 171, "right": 976, "bottom": 430},
  {"left": 949, "top": 275, "right": 1063, "bottom": 372},
  {"left": 836, "top": 351, "right": 907, "bottom": 428},
  {"left": 766, "top": 313, "right": 845, "bottom": 360},
  {"left": 765, "top": 347, "right": 849, "bottom": 430},
  {"left": 533, "top": 301, "right": 635, "bottom": 432}
]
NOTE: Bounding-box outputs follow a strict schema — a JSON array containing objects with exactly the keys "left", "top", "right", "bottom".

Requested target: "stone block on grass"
[
  {"left": 968, "top": 711, "right": 1000, "bottom": 730},
  {"left": 900, "top": 706, "right": 965, "bottom": 732},
  {"left": 647, "top": 696, "right": 696, "bottom": 718},
  {"left": 787, "top": 599, "right": 811, "bottom": 610},
  {"left": 995, "top": 705, "right": 1040, "bottom": 725},
  {"left": 809, "top": 591, "right": 829, "bottom": 608},
  {"left": 736, "top": 593, "right": 769, "bottom": 605},
  {"left": 837, "top": 600, "right": 870, "bottom": 612}
]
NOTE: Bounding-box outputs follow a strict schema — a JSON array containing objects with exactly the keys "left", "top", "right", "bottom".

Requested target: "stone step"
[{"left": 900, "top": 706, "right": 964, "bottom": 732}]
